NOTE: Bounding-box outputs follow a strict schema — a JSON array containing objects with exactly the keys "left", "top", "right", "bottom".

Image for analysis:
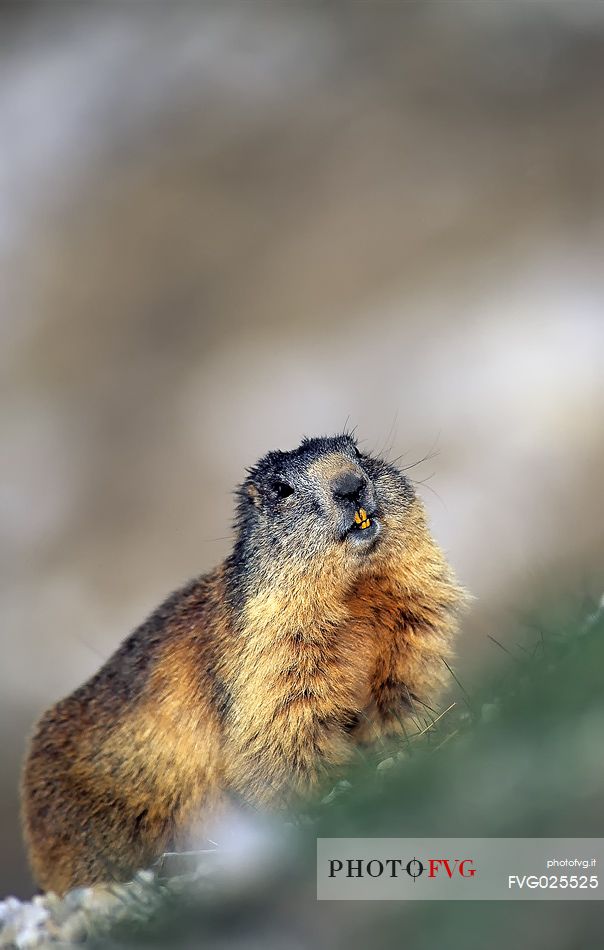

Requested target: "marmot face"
[{"left": 233, "top": 434, "right": 417, "bottom": 590}]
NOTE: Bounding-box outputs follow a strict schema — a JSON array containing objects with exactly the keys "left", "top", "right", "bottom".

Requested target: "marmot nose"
[{"left": 331, "top": 470, "right": 367, "bottom": 504}]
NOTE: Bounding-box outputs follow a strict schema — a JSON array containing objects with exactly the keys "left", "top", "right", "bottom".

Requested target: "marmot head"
[{"left": 228, "top": 434, "right": 429, "bottom": 612}]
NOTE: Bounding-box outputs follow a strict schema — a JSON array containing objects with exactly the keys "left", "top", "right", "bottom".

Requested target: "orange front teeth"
[{"left": 354, "top": 507, "right": 371, "bottom": 530}]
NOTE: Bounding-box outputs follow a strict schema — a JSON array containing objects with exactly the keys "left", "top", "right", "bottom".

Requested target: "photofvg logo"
[
  {"left": 328, "top": 856, "right": 476, "bottom": 882},
  {"left": 317, "top": 838, "right": 604, "bottom": 901}
]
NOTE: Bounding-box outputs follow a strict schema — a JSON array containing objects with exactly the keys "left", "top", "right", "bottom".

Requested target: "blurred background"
[{"left": 1, "top": 0, "right": 603, "bottom": 903}]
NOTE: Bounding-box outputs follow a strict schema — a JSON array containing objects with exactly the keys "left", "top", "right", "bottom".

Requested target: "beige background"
[{"left": 1, "top": 2, "right": 603, "bottom": 895}]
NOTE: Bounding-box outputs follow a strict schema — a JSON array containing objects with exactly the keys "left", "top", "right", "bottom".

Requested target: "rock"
[
  {"left": 0, "top": 854, "right": 213, "bottom": 947},
  {"left": 56, "top": 909, "right": 89, "bottom": 944},
  {"left": 0, "top": 896, "right": 21, "bottom": 924},
  {"left": 0, "top": 899, "right": 49, "bottom": 950},
  {"left": 63, "top": 886, "right": 93, "bottom": 912}
]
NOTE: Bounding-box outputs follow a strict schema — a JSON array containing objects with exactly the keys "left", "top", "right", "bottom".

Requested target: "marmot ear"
[{"left": 244, "top": 481, "right": 261, "bottom": 509}]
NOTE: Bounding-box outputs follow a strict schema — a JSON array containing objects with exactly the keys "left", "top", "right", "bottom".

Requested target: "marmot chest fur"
[{"left": 21, "top": 433, "right": 465, "bottom": 893}]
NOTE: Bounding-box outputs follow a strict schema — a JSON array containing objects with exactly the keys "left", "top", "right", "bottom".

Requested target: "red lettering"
[
  {"left": 429, "top": 857, "right": 476, "bottom": 878},
  {"left": 459, "top": 859, "right": 476, "bottom": 878}
]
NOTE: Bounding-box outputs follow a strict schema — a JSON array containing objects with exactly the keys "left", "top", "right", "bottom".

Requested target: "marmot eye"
[{"left": 272, "top": 480, "right": 294, "bottom": 499}]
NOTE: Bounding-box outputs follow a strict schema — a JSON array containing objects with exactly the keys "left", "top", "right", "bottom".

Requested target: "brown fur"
[{"left": 21, "top": 434, "right": 466, "bottom": 893}]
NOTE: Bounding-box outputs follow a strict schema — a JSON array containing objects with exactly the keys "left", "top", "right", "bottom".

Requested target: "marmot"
[{"left": 21, "top": 433, "right": 465, "bottom": 894}]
